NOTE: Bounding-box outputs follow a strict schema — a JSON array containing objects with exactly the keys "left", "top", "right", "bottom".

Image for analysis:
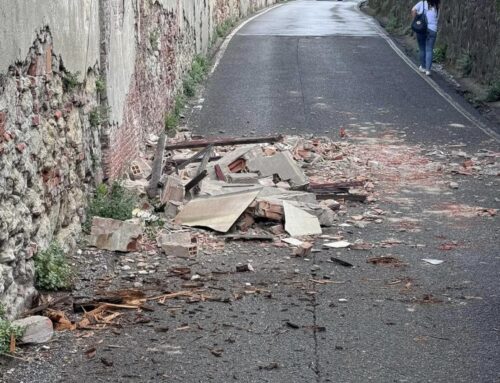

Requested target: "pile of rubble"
[{"left": 88, "top": 134, "right": 372, "bottom": 258}]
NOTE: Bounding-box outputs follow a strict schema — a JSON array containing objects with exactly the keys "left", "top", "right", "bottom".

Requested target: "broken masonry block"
[
  {"left": 293, "top": 242, "right": 313, "bottom": 257},
  {"left": 160, "top": 175, "right": 185, "bottom": 204},
  {"left": 89, "top": 217, "right": 143, "bottom": 252}
]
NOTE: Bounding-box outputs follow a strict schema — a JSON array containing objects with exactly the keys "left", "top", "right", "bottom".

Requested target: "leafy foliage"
[
  {"left": 485, "top": 80, "right": 500, "bottom": 102},
  {"left": 456, "top": 53, "right": 473, "bottom": 77},
  {"left": 433, "top": 45, "right": 447, "bottom": 63},
  {"left": 83, "top": 182, "right": 136, "bottom": 233},
  {"left": 62, "top": 71, "right": 81, "bottom": 91},
  {"left": 0, "top": 319, "right": 24, "bottom": 354},
  {"left": 34, "top": 242, "right": 72, "bottom": 291},
  {"left": 216, "top": 18, "right": 236, "bottom": 38}
]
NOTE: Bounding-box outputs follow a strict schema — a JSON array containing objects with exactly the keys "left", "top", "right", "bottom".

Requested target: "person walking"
[{"left": 411, "top": 0, "right": 440, "bottom": 76}]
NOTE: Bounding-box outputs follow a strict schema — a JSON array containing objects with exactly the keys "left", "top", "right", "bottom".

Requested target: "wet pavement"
[{"left": 2, "top": 1, "right": 499, "bottom": 382}]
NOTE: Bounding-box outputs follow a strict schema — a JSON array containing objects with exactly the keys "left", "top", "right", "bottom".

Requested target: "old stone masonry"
[{"left": 0, "top": 0, "right": 280, "bottom": 319}]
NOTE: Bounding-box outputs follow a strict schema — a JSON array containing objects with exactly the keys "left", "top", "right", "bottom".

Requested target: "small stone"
[
  {"left": 449, "top": 182, "right": 459, "bottom": 189},
  {"left": 311, "top": 264, "right": 321, "bottom": 271},
  {"left": 138, "top": 270, "right": 148, "bottom": 275},
  {"left": 133, "top": 282, "right": 143, "bottom": 288},
  {"left": 121, "top": 265, "right": 131, "bottom": 271},
  {"left": 338, "top": 299, "right": 348, "bottom": 303}
]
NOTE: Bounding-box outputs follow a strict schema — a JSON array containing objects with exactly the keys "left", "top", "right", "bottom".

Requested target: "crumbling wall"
[
  {"left": 103, "top": 0, "right": 281, "bottom": 179},
  {"left": 0, "top": 29, "right": 102, "bottom": 318},
  {"left": 367, "top": 0, "right": 500, "bottom": 84},
  {"left": 0, "top": 0, "right": 280, "bottom": 317}
]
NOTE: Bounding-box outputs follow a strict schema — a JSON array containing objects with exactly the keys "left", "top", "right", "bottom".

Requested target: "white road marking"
[{"left": 210, "top": 3, "right": 284, "bottom": 75}]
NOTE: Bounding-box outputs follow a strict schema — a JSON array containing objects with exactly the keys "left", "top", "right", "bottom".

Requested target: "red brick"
[
  {"left": 32, "top": 114, "right": 40, "bottom": 126},
  {"left": 54, "top": 110, "right": 63, "bottom": 120},
  {"left": 16, "top": 143, "right": 27, "bottom": 153}
]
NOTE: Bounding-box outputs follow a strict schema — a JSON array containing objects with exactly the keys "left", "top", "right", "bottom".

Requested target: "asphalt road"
[
  {"left": 189, "top": 1, "right": 500, "bottom": 382},
  {"left": 191, "top": 0, "right": 498, "bottom": 148},
  {"left": 2, "top": 1, "right": 498, "bottom": 382}
]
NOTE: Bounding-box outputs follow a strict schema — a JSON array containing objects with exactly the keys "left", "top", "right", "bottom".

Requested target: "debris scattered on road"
[
  {"left": 323, "top": 241, "right": 351, "bottom": 249},
  {"left": 422, "top": 258, "right": 444, "bottom": 265},
  {"left": 330, "top": 257, "right": 354, "bottom": 267},
  {"left": 368, "top": 256, "right": 404, "bottom": 267}
]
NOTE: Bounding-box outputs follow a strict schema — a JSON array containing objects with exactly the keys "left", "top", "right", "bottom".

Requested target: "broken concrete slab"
[
  {"left": 174, "top": 189, "right": 261, "bottom": 232},
  {"left": 12, "top": 315, "right": 54, "bottom": 344},
  {"left": 227, "top": 173, "right": 260, "bottom": 184},
  {"left": 283, "top": 201, "right": 322, "bottom": 237},
  {"left": 89, "top": 217, "right": 143, "bottom": 252},
  {"left": 157, "top": 230, "right": 197, "bottom": 258},
  {"left": 160, "top": 175, "right": 185, "bottom": 204},
  {"left": 257, "top": 187, "right": 317, "bottom": 204},
  {"left": 247, "top": 150, "right": 309, "bottom": 189}
]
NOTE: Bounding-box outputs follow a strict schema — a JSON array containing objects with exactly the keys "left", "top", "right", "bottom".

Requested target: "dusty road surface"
[{"left": 2, "top": 1, "right": 499, "bottom": 382}]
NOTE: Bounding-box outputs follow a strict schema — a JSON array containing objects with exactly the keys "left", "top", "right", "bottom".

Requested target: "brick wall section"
[{"left": 102, "top": 0, "right": 281, "bottom": 180}]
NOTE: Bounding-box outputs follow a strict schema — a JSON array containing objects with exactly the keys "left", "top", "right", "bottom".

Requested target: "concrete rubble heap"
[{"left": 89, "top": 134, "right": 373, "bottom": 258}]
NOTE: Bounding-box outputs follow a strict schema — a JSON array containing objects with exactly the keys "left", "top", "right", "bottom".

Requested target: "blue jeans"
[{"left": 417, "top": 30, "right": 437, "bottom": 70}]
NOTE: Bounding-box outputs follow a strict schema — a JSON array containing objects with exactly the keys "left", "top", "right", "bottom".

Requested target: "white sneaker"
[
  {"left": 425, "top": 70, "right": 431, "bottom": 76},
  {"left": 418, "top": 66, "right": 426, "bottom": 73}
]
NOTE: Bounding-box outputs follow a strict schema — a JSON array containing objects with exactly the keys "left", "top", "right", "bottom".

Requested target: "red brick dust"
[{"left": 426, "top": 203, "right": 498, "bottom": 218}]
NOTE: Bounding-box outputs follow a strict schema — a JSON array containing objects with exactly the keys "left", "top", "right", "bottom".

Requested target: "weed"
[
  {"left": 216, "top": 18, "right": 235, "bottom": 38},
  {"left": 149, "top": 30, "right": 160, "bottom": 51},
  {"left": 89, "top": 105, "right": 110, "bottom": 128},
  {"left": 183, "top": 55, "right": 209, "bottom": 98},
  {"left": 174, "top": 94, "right": 186, "bottom": 117},
  {"left": 183, "top": 76, "right": 197, "bottom": 97},
  {"left": 386, "top": 15, "right": 401, "bottom": 33},
  {"left": 485, "top": 80, "right": 500, "bottom": 102},
  {"left": 34, "top": 242, "right": 72, "bottom": 291},
  {"left": 433, "top": 45, "right": 447, "bottom": 63},
  {"left": 62, "top": 71, "right": 81, "bottom": 91},
  {"left": 83, "top": 182, "right": 136, "bottom": 233},
  {"left": 456, "top": 53, "right": 473, "bottom": 77},
  {"left": 145, "top": 219, "right": 165, "bottom": 240},
  {"left": 0, "top": 318, "right": 24, "bottom": 354},
  {"left": 95, "top": 77, "right": 106, "bottom": 93}
]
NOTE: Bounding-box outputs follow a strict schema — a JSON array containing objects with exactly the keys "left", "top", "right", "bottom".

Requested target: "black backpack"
[{"left": 411, "top": 1, "right": 428, "bottom": 34}]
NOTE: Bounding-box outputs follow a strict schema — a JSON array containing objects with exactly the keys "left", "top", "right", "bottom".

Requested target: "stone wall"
[
  {"left": 367, "top": 0, "right": 500, "bottom": 85},
  {"left": 0, "top": 29, "right": 102, "bottom": 318},
  {"left": 0, "top": 0, "right": 280, "bottom": 317}
]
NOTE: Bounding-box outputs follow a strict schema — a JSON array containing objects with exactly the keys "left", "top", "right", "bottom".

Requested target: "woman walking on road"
[{"left": 411, "top": 0, "right": 440, "bottom": 76}]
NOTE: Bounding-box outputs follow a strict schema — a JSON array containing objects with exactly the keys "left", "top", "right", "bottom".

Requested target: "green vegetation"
[
  {"left": 182, "top": 55, "right": 209, "bottom": 97},
  {"left": 34, "top": 242, "right": 72, "bottom": 291},
  {"left": 216, "top": 18, "right": 236, "bottom": 38},
  {"left": 145, "top": 219, "right": 165, "bottom": 240},
  {"left": 62, "top": 71, "right": 81, "bottom": 91},
  {"left": 83, "top": 182, "right": 136, "bottom": 233},
  {"left": 456, "top": 53, "right": 473, "bottom": 77},
  {"left": 165, "top": 55, "right": 209, "bottom": 131},
  {"left": 385, "top": 15, "right": 401, "bottom": 33},
  {"left": 0, "top": 306, "right": 24, "bottom": 354},
  {"left": 433, "top": 45, "right": 447, "bottom": 63},
  {"left": 95, "top": 77, "right": 106, "bottom": 93},
  {"left": 485, "top": 80, "right": 500, "bottom": 102},
  {"left": 149, "top": 29, "right": 160, "bottom": 51},
  {"left": 89, "top": 105, "right": 110, "bottom": 128}
]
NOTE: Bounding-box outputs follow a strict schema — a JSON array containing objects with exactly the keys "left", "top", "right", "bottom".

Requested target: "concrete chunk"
[
  {"left": 247, "top": 150, "right": 309, "bottom": 189},
  {"left": 89, "top": 217, "right": 143, "bottom": 252},
  {"left": 160, "top": 175, "right": 185, "bottom": 204},
  {"left": 283, "top": 201, "right": 322, "bottom": 237}
]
